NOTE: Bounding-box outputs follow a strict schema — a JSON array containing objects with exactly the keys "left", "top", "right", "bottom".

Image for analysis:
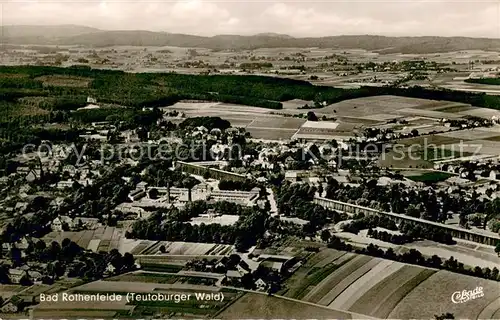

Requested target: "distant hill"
[
  {"left": 2, "top": 25, "right": 500, "bottom": 53},
  {"left": 254, "top": 33, "right": 294, "bottom": 39},
  {"left": 1, "top": 24, "right": 100, "bottom": 38}
]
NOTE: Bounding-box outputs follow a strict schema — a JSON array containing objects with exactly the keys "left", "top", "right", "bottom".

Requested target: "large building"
[{"left": 175, "top": 161, "right": 247, "bottom": 182}]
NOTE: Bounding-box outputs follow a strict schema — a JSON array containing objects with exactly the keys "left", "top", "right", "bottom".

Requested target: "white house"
[
  {"left": 490, "top": 170, "right": 500, "bottom": 180},
  {"left": 255, "top": 278, "right": 267, "bottom": 291},
  {"left": 51, "top": 216, "right": 74, "bottom": 232},
  {"left": 105, "top": 263, "right": 116, "bottom": 275}
]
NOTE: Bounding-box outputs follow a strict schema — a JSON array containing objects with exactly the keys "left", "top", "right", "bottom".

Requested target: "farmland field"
[
  {"left": 397, "top": 134, "right": 465, "bottom": 147},
  {"left": 407, "top": 172, "right": 454, "bottom": 183},
  {"left": 319, "top": 96, "right": 452, "bottom": 117},
  {"left": 280, "top": 248, "right": 354, "bottom": 300},
  {"left": 434, "top": 104, "right": 475, "bottom": 113},
  {"left": 348, "top": 265, "right": 433, "bottom": 316},
  {"left": 388, "top": 270, "right": 500, "bottom": 319},
  {"left": 328, "top": 260, "right": 400, "bottom": 310},
  {"left": 248, "top": 117, "right": 306, "bottom": 129},
  {"left": 304, "top": 255, "right": 374, "bottom": 304},
  {"left": 107, "top": 272, "right": 180, "bottom": 284},
  {"left": 218, "top": 293, "right": 353, "bottom": 319},
  {"left": 246, "top": 127, "right": 297, "bottom": 140},
  {"left": 438, "top": 128, "right": 500, "bottom": 141},
  {"left": 282, "top": 248, "right": 499, "bottom": 319}
]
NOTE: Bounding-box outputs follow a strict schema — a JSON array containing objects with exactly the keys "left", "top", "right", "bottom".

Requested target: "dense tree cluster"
[
  {"left": 341, "top": 215, "right": 398, "bottom": 234},
  {"left": 399, "top": 221, "right": 455, "bottom": 245},
  {"left": 367, "top": 229, "right": 413, "bottom": 245},
  {"left": 325, "top": 177, "right": 493, "bottom": 224},
  {"left": 0, "top": 239, "right": 136, "bottom": 284},
  {"left": 179, "top": 117, "right": 231, "bottom": 131},
  {"left": 71, "top": 108, "right": 161, "bottom": 125},
  {"left": 277, "top": 183, "right": 347, "bottom": 233},
  {"left": 126, "top": 205, "right": 269, "bottom": 252},
  {"left": 218, "top": 179, "right": 257, "bottom": 191}
]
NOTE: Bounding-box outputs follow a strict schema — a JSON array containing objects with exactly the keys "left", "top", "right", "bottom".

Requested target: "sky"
[{"left": 2, "top": 0, "right": 500, "bottom": 38}]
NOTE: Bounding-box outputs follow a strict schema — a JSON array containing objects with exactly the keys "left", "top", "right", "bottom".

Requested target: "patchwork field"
[
  {"left": 43, "top": 226, "right": 123, "bottom": 252},
  {"left": 282, "top": 249, "right": 500, "bottom": 319},
  {"left": 44, "top": 230, "right": 234, "bottom": 256},
  {"left": 133, "top": 241, "right": 234, "bottom": 256},
  {"left": 280, "top": 249, "right": 355, "bottom": 300}
]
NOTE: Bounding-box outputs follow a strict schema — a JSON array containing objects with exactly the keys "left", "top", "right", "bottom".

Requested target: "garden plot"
[
  {"left": 44, "top": 227, "right": 124, "bottom": 252},
  {"left": 138, "top": 241, "right": 234, "bottom": 256},
  {"left": 129, "top": 240, "right": 155, "bottom": 255},
  {"left": 389, "top": 270, "right": 500, "bottom": 319}
]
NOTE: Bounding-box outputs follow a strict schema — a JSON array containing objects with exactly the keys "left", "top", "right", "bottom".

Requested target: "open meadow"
[{"left": 218, "top": 293, "right": 355, "bottom": 320}]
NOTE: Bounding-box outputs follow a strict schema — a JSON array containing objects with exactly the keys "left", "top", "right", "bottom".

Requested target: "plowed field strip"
[
  {"left": 330, "top": 260, "right": 399, "bottom": 310},
  {"left": 304, "top": 255, "right": 372, "bottom": 304},
  {"left": 348, "top": 265, "right": 424, "bottom": 315},
  {"left": 371, "top": 268, "right": 436, "bottom": 319},
  {"left": 319, "top": 258, "right": 381, "bottom": 306}
]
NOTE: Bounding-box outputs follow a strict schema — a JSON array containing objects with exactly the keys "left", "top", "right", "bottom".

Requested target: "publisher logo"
[{"left": 451, "top": 286, "right": 484, "bottom": 303}]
